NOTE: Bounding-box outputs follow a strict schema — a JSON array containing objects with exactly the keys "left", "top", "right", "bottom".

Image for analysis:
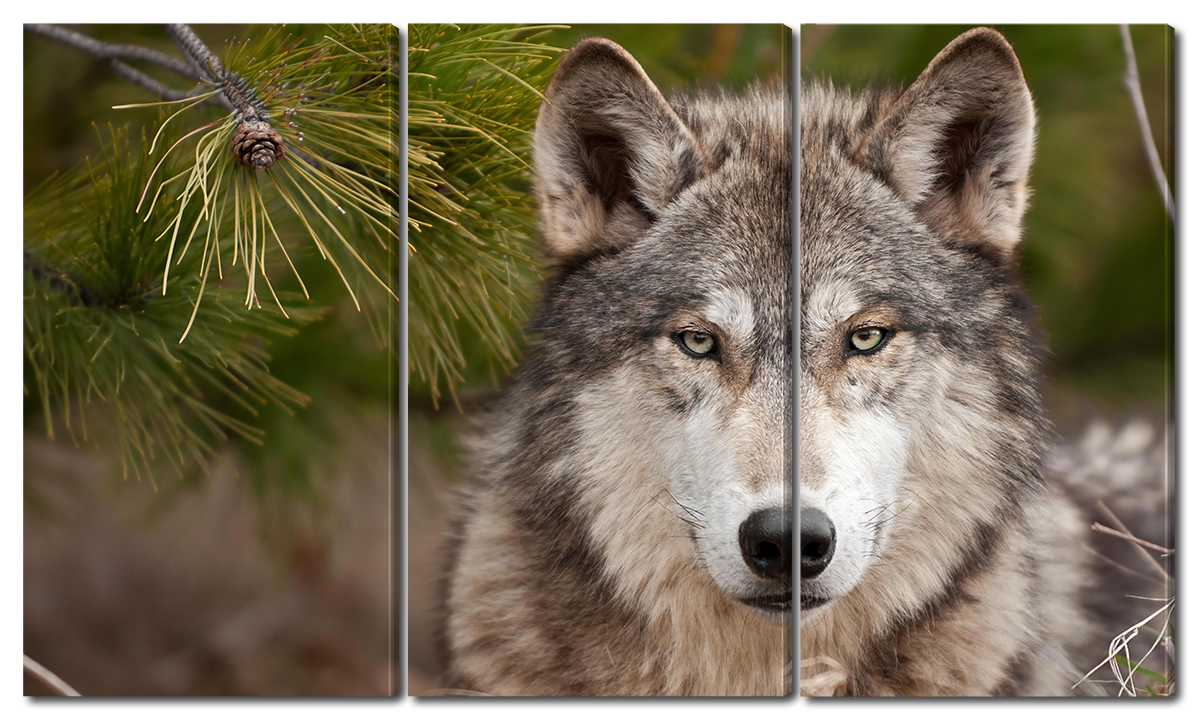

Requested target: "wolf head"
[
  {"left": 514, "top": 38, "right": 792, "bottom": 620},
  {"left": 800, "top": 28, "right": 1047, "bottom": 624}
]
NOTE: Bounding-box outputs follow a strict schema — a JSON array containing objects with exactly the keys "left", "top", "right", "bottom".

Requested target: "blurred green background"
[
  {"left": 801, "top": 25, "right": 1173, "bottom": 419},
  {"left": 548, "top": 25, "right": 789, "bottom": 93}
]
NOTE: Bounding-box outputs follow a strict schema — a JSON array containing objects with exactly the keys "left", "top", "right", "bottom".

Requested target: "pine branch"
[
  {"left": 26, "top": 24, "right": 198, "bottom": 79},
  {"left": 25, "top": 24, "right": 201, "bottom": 101},
  {"left": 24, "top": 26, "right": 399, "bottom": 493},
  {"left": 24, "top": 126, "right": 319, "bottom": 482},
  {"left": 165, "top": 23, "right": 224, "bottom": 81},
  {"left": 23, "top": 248, "right": 149, "bottom": 308},
  {"left": 24, "top": 24, "right": 252, "bottom": 115},
  {"left": 131, "top": 25, "right": 399, "bottom": 336},
  {"left": 407, "top": 24, "right": 566, "bottom": 406}
]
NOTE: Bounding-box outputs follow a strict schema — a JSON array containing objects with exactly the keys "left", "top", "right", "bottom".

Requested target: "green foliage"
[
  {"left": 407, "top": 24, "right": 565, "bottom": 406},
  {"left": 24, "top": 25, "right": 399, "bottom": 497},
  {"left": 24, "top": 127, "right": 318, "bottom": 483}
]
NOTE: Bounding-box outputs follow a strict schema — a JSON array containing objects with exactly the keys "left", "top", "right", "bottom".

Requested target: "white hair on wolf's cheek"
[
  {"left": 565, "top": 365, "right": 713, "bottom": 617},
  {"left": 801, "top": 406, "right": 911, "bottom": 609},
  {"left": 672, "top": 403, "right": 761, "bottom": 595},
  {"left": 567, "top": 359, "right": 787, "bottom": 613},
  {"left": 563, "top": 363, "right": 791, "bottom": 679}
]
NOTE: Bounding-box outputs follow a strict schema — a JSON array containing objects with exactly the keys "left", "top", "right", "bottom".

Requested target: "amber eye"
[
  {"left": 849, "top": 327, "right": 887, "bottom": 353},
  {"left": 679, "top": 330, "right": 717, "bottom": 357}
]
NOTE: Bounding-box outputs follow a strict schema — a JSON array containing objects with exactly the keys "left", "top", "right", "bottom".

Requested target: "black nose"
[
  {"left": 738, "top": 507, "right": 791, "bottom": 581},
  {"left": 800, "top": 508, "right": 836, "bottom": 579}
]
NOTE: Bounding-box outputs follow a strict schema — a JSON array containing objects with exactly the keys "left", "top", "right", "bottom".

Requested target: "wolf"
[
  {"left": 800, "top": 27, "right": 1170, "bottom": 696},
  {"left": 441, "top": 37, "right": 792, "bottom": 696}
]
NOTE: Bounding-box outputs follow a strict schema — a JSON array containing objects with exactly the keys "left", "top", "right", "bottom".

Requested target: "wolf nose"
[
  {"left": 738, "top": 508, "right": 791, "bottom": 581},
  {"left": 800, "top": 508, "right": 836, "bottom": 579}
]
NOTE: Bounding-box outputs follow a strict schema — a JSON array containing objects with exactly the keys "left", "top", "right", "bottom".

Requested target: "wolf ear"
[
  {"left": 854, "top": 27, "right": 1035, "bottom": 257},
  {"left": 533, "top": 38, "right": 703, "bottom": 267}
]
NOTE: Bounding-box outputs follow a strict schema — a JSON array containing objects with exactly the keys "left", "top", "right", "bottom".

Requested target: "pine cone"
[{"left": 231, "top": 119, "right": 285, "bottom": 170}]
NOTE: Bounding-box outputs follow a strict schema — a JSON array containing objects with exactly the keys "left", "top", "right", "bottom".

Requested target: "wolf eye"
[
  {"left": 678, "top": 330, "right": 717, "bottom": 358},
  {"left": 848, "top": 327, "right": 887, "bottom": 354}
]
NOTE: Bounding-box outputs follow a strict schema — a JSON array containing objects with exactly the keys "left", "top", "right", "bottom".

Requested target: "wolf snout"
[
  {"left": 738, "top": 507, "right": 792, "bottom": 581},
  {"left": 799, "top": 508, "right": 836, "bottom": 579}
]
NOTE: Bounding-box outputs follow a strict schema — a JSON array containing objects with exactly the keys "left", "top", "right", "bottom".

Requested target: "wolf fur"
[
  {"left": 442, "top": 38, "right": 792, "bottom": 696},
  {"left": 799, "top": 27, "right": 1169, "bottom": 697}
]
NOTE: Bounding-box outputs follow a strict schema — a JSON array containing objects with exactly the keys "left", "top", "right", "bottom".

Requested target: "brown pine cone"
[{"left": 230, "top": 119, "right": 285, "bottom": 170}]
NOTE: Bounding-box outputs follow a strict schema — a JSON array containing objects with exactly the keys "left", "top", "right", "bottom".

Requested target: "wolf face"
[
  {"left": 800, "top": 29, "right": 1044, "bottom": 626},
  {"left": 530, "top": 38, "right": 793, "bottom": 619},
  {"left": 446, "top": 38, "right": 791, "bottom": 695},
  {"left": 801, "top": 29, "right": 1094, "bottom": 696}
]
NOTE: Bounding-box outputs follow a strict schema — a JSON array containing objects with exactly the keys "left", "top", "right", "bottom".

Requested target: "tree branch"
[
  {"left": 25, "top": 24, "right": 201, "bottom": 102},
  {"left": 165, "top": 23, "right": 224, "bottom": 83},
  {"left": 24, "top": 249, "right": 153, "bottom": 308},
  {"left": 164, "top": 24, "right": 240, "bottom": 114},
  {"left": 30, "top": 23, "right": 322, "bottom": 172},
  {"left": 1120, "top": 24, "right": 1175, "bottom": 225},
  {"left": 26, "top": 24, "right": 198, "bottom": 79},
  {"left": 23, "top": 654, "right": 82, "bottom": 697},
  {"left": 104, "top": 61, "right": 195, "bottom": 101}
]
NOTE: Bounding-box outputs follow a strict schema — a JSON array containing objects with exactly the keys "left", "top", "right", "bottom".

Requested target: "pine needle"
[{"left": 407, "top": 24, "right": 564, "bottom": 406}]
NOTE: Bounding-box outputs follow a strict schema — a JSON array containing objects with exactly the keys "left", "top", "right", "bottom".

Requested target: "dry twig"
[
  {"left": 23, "top": 655, "right": 81, "bottom": 697},
  {"left": 1119, "top": 24, "right": 1174, "bottom": 224}
]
